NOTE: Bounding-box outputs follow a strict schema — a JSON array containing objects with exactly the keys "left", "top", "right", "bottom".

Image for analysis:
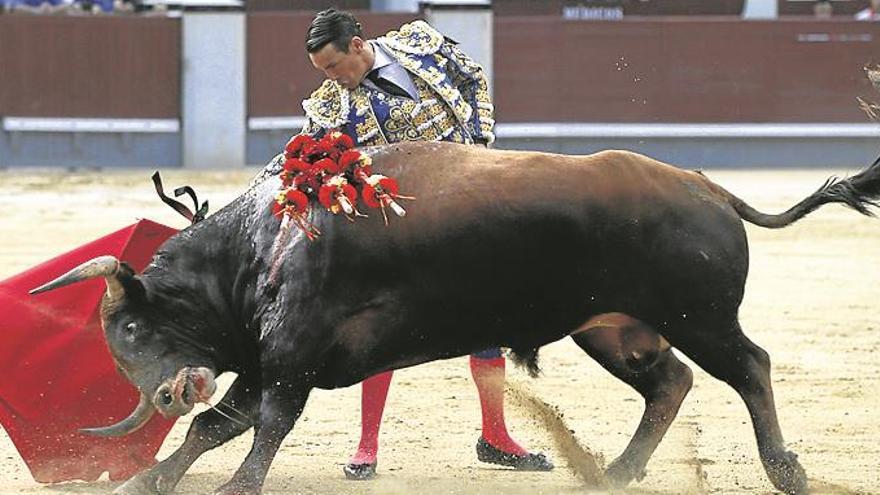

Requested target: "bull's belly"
[{"left": 311, "top": 278, "right": 667, "bottom": 390}]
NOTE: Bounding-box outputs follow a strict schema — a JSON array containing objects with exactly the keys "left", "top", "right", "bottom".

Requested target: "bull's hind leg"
[
  {"left": 570, "top": 314, "right": 693, "bottom": 487},
  {"left": 670, "top": 320, "right": 807, "bottom": 495},
  {"left": 114, "top": 374, "right": 259, "bottom": 495}
]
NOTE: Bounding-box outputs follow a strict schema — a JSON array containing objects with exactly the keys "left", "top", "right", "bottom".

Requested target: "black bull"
[{"left": 32, "top": 142, "right": 880, "bottom": 495}]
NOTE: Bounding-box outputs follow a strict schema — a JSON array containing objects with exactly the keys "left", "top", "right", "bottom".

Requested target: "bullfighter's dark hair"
[{"left": 306, "top": 9, "right": 364, "bottom": 54}]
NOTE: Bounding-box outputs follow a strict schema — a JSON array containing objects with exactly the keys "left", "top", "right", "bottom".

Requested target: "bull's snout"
[
  {"left": 153, "top": 366, "right": 217, "bottom": 417},
  {"left": 155, "top": 384, "right": 176, "bottom": 407},
  {"left": 154, "top": 383, "right": 189, "bottom": 417}
]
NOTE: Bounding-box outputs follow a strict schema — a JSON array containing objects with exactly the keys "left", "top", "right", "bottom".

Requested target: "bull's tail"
[
  {"left": 711, "top": 154, "right": 880, "bottom": 229},
  {"left": 509, "top": 345, "right": 542, "bottom": 378}
]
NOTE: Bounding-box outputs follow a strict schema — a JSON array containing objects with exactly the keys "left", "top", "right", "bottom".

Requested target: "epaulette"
[
  {"left": 302, "top": 79, "right": 350, "bottom": 129},
  {"left": 376, "top": 20, "right": 444, "bottom": 56}
]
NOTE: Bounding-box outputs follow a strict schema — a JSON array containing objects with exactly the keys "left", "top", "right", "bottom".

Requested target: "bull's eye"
[{"left": 126, "top": 322, "right": 137, "bottom": 333}]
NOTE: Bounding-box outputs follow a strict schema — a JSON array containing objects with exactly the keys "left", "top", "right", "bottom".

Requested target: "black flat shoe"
[
  {"left": 343, "top": 461, "right": 377, "bottom": 480},
  {"left": 475, "top": 437, "right": 554, "bottom": 471}
]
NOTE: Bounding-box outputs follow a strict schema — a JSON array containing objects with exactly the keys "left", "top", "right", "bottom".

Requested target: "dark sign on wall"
[
  {"left": 779, "top": 0, "right": 870, "bottom": 16},
  {"left": 562, "top": 1, "right": 625, "bottom": 20},
  {"left": 494, "top": 0, "right": 745, "bottom": 16}
]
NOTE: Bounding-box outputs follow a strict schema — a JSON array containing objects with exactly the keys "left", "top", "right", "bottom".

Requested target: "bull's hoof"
[
  {"left": 343, "top": 462, "right": 377, "bottom": 480},
  {"left": 113, "top": 473, "right": 162, "bottom": 495},
  {"left": 765, "top": 450, "right": 808, "bottom": 495},
  {"left": 604, "top": 457, "right": 647, "bottom": 487},
  {"left": 475, "top": 437, "right": 554, "bottom": 471}
]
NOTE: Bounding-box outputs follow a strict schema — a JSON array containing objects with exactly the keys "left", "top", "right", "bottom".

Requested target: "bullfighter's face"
[{"left": 309, "top": 36, "right": 373, "bottom": 90}]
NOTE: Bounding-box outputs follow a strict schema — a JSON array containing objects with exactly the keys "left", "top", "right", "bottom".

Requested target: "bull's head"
[{"left": 30, "top": 256, "right": 218, "bottom": 436}]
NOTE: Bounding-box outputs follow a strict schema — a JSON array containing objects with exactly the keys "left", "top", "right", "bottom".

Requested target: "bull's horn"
[
  {"left": 29, "top": 255, "right": 124, "bottom": 301},
  {"left": 79, "top": 392, "right": 155, "bottom": 437}
]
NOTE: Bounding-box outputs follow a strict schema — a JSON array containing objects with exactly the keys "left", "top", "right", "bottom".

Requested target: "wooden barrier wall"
[
  {"left": 1, "top": 15, "right": 877, "bottom": 124},
  {"left": 494, "top": 18, "right": 880, "bottom": 122},
  {"left": 0, "top": 15, "right": 179, "bottom": 118},
  {"left": 246, "top": 12, "right": 416, "bottom": 117}
]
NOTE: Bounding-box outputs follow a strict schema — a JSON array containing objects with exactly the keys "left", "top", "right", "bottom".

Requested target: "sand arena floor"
[{"left": 0, "top": 166, "right": 878, "bottom": 495}]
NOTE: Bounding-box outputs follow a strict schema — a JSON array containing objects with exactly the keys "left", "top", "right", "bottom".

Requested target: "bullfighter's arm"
[{"left": 439, "top": 41, "right": 495, "bottom": 145}]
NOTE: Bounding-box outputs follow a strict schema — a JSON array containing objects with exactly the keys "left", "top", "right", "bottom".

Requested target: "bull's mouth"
[{"left": 154, "top": 366, "right": 217, "bottom": 417}]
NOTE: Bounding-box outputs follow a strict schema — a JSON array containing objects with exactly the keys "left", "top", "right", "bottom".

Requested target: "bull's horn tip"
[
  {"left": 78, "top": 426, "right": 123, "bottom": 437},
  {"left": 29, "top": 285, "right": 50, "bottom": 296}
]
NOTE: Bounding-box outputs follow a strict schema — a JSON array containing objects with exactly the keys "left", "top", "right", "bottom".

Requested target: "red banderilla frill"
[{"left": 271, "top": 131, "right": 414, "bottom": 237}]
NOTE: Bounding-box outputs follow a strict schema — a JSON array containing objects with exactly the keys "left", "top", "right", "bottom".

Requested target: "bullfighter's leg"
[
  {"left": 345, "top": 349, "right": 552, "bottom": 480},
  {"left": 470, "top": 350, "right": 553, "bottom": 471},
  {"left": 570, "top": 314, "right": 693, "bottom": 487},
  {"left": 213, "top": 376, "right": 310, "bottom": 495},
  {"left": 114, "top": 374, "right": 260, "bottom": 495},
  {"left": 344, "top": 370, "right": 394, "bottom": 480},
  {"left": 670, "top": 320, "right": 808, "bottom": 495}
]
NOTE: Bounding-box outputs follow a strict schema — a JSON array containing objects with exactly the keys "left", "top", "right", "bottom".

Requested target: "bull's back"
[
  {"left": 318, "top": 143, "right": 750, "bottom": 333},
  {"left": 369, "top": 143, "right": 742, "bottom": 242}
]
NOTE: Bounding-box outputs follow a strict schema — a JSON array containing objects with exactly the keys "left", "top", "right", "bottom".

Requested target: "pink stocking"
[{"left": 348, "top": 370, "right": 393, "bottom": 465}]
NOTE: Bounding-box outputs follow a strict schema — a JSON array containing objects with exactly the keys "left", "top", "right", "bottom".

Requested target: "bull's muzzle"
[{"left": 154, "top": 366, "right": 217, "bottom": 418}]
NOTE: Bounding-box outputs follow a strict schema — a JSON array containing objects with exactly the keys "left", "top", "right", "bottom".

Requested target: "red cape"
[{"left": 0, "top": 219, "right": 179, "bottom": 483}]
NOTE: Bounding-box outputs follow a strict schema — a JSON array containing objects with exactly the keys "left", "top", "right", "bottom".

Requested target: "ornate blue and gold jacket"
[{"left": 299, "top": 20, "right": 495, "bottom": 146}]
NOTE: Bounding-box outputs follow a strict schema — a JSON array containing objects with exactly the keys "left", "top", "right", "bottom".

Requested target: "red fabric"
[{"left": 0, "top": 219, "right": 179, "bottom": 483}]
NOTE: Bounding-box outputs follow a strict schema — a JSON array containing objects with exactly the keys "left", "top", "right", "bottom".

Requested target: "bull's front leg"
[
  {"left": 114, "top": 374, "right": 260, "bottom": 495},
  {"left": 212, "top": 375, "right": 310, "bottom": 495}
]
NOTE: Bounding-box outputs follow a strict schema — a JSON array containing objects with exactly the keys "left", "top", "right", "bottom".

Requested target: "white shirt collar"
[{"left": 369, "top": 41, "right": 395, "bottom": 72}]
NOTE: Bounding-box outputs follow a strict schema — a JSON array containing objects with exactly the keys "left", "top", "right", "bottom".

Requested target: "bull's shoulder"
[{"left": 302, "top": 80, "right": 350, "bottom": 129}]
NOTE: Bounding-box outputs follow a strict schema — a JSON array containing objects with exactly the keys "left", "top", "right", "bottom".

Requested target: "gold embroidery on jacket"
[
  {"left": 302, "top": 80, "right": 349, "bottom": 128},
  {"left": 301, "top": 20, "right": 492, "bottom": 145},
  {"left": 355, "top": 77, "right": 468, "bottom": 146}
]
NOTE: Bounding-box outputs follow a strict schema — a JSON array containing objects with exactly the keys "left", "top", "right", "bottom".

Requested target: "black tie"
[{"left": 366, "top": 70, "right": 410, "bottom": 99}]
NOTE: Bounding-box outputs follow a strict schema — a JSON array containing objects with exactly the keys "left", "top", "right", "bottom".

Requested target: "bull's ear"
[{"left": 116, "top": 262, "right": 146, "bottom": 302}]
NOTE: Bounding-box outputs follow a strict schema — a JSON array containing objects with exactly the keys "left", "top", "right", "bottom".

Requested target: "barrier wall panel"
[
  {"left": 247, "top": 1, "right": 370, "bottom": 11},
  {"left": 658, "top": 21, "right": 778, "bottom": 122},
  {"left": 247, "top": 12, "right": 417, "bottom": 118},
  {"left": 0, "top": 16, "right": 180, "bottom": 118},
  {"left": 495, "top": 18, "right": 880, "bottom": 123}
]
